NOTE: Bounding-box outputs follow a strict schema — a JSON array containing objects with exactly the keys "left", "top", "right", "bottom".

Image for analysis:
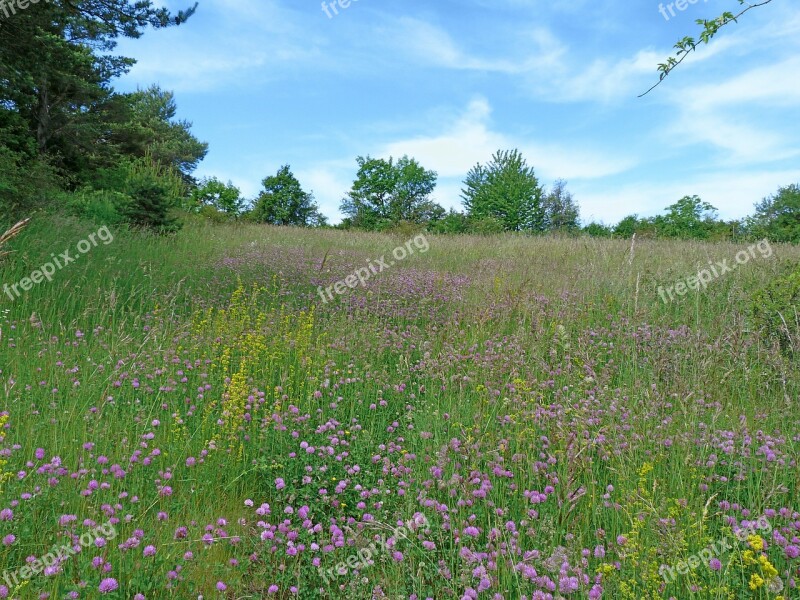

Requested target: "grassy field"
[{"left": 0, "top": 215, "right": 799, "bottom": 599}]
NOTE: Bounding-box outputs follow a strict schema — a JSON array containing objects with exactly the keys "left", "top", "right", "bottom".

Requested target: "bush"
[
  {"left": 469, "top": 216, "right": 506, "bottom": 235},
  {"left": 121, "top": 156, "right": 185, "bottom": 233},
  {"left": 582, "top": 222, "right": 612, "bottom": 237},
  {"left": 0, "top": 148, "right": 61, "bottom": 216},
  {"left": 751, "top": 265, "right": 800, "bottom": 358},
  {"left": 197, "top": 205, "right": 231, "bottom": 223},
  {"left": 62, "top": 189, "right": 130, "bottom": 225}
]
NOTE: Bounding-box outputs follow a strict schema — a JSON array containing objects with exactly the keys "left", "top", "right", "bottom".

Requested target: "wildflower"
[
  {"left": 709, "top": 557, "right": 721, "bottom": 571},
  {"left": 768, "top": 576, "right": 784, "bottom": 593},
  {"left": 758, "top": 554, "right": 778, "bottom": 579},
  {"left": 749, "top": 574, "right": 764, "bottom": 590},
  {"left": 747, "top": 534, "right": 764, "bottom": 551},
  {"left": 98, "top": 578, "right": 119, "bottom": 593}
]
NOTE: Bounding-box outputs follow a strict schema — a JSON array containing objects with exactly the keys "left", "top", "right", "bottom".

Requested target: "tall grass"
[{"left": 0, "top": 216, "right": 798, "bottom": 599}]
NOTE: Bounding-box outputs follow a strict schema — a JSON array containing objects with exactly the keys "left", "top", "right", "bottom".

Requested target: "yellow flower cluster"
[
  {"left": 0, "top": 414, "right": 14, "bottom": 494},
  {"left": 191, "top": 282, "right": 320, "bottom": 455}
]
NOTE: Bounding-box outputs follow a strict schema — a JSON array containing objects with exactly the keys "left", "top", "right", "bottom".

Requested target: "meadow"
[{"left": 0, "top": 215, "right": 799, "bottom": 599}]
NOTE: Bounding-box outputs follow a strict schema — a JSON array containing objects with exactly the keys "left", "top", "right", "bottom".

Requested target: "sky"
[{"left": 113, "top": 0, "right": 800, "bottom": 225}]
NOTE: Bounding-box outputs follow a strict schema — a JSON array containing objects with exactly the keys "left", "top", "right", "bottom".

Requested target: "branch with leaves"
[{"left": 640, "top": 0, "right": 773, "bottom": 97}]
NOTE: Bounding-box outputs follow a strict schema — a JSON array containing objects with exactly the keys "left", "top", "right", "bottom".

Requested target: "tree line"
[{"left": 185, "top": 152, "right": 800, "bottom": 243}]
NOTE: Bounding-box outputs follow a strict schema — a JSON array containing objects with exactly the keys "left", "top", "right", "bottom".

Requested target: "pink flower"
[{"left": 98, "top": 578, "right": 119, "bottom": 593}]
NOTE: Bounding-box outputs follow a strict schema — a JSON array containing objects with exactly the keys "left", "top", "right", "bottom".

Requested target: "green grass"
[{"left": 0, "top": 215, "right": 798, "bottom": 599}]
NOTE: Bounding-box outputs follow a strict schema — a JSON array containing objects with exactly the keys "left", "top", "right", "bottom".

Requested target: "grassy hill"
[{"left": 0, "top": 216, "right": 798, "bottom": 599}]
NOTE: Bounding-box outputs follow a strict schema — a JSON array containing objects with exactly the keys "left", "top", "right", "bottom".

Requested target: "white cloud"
[{"left": 380, "top": 98, "right": 634, "bottom": 181}]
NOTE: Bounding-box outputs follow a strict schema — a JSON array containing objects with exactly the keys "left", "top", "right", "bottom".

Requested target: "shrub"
[
  {"left": 62, "top": 189, "right": 130, "bottom": 225},
  {"left": 751, "top": 265, "right": 800, "bottom": 358},
  {"left": 469, "top": 216, "right": 506, "bottom": 235},
  {"left": 121, "top": 156, "right": 185, "bottom": 233}
]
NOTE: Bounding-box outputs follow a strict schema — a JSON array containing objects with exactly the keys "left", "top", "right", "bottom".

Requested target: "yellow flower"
[
  {"left": 748, "top": 534, "right": 765, "bottom": 551},
  {"left": 749, "top": 574, "right": 764, "bottom": 590},
  {"left": 597, "top": 563, "right": 616, "bottom": 577},
  {"left": 758, "top": 554, "right": 778, "bottom": 579}
]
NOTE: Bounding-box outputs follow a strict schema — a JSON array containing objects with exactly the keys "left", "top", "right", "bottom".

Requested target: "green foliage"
[
  {"left": 189, "top": 178, "right": 244, "bottom": 216},
  {"left": 542, "top": 179, "right": 580, "bottom": 232},
  {"left": 249, "top": 165, "right": 326, "bottom": 227},
  {"left": 340, "top": 155, "right": 440, "bottom": 230},
  {"left": 653, "top": 195, "right": 719, "bottom": 239},
  {"left": 582, "top": 222, "right": 613, "bottom": 237},
  {"left": 746, "top": 184, "right": 800, "bottom": 243},
  {"left": 120, "top": 157, "right": 185, "bottom": 233},
  {"left": 752, "top": 264, "right": 800, "bottom": 357},
  {"left": 428, "top": 209, "right": 471, "bottom": 234},
  {"left": 62, "top": 189, "right": 130, "bottom": 225},
  {"left": 461, "top": 149, "right": 545, "bottom": 232},
  {"left": 109, "top": 86, "right": 209, "bottom": 181},
  {"left": 469, "top": 215, "right": 506, "bottom": 235},
  {"left": 0, "top": 147, "right": 60, "bottom": 215},
  {"left": 0, "top": 0, "right": 198, "bottom": 207},
  {"left": 613, "top": 215, "right": 642, "bottom": 238},
  {"left": 197, "top": 205, "right": 232, "bottom": 224}
]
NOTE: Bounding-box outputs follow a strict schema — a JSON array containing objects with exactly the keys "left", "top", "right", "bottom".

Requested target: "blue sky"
[{"left": 113, "top": 0, "right": 800, "bottom": 225}]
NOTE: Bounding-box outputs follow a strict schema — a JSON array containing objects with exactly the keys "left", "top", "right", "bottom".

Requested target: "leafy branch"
[{"left": 639, "top": 0, "right": 774, "bottom": 97}]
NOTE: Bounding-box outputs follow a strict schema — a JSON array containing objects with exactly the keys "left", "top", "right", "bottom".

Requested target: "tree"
[
  {"left": 0, "top": 0, "right": 197, "bottom": 195},
  {"left": 250, "top": 165, "right": 326, "bottom": 227},
  {"left": 429, "top": 209, "right": 471, "bottom": 234},
  {"left": 582, "top": 222, "right": 612, "bottom": 238},
  {"left": 542, "top": 179, "right": 580, "bottom": 232},
  {"left": 747, "top": 184, "right": 800, "bottom": 243},
  {"left": 110, "top": 86, "right": 208, "bottom": 182},
  {"left": 340, "top": 155, "right": 440, "bottom": 230},
  {"left": 654, "top": 195, "right": 719, "bottom": 239},
  {"left": 461, "top": 149, "right": 545, "bottom": 232},
  {"left": 121, "top": 157, "right": 185, "bottom": 233},
  {"left": 642, "top": 0, "right": 773, "bottom": 96},
  {"left": 613, "top": 215, "right": 643, "bottom": 238},
  {"left": 190, "top": 178, "right": 244, "bottom": 216}
]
